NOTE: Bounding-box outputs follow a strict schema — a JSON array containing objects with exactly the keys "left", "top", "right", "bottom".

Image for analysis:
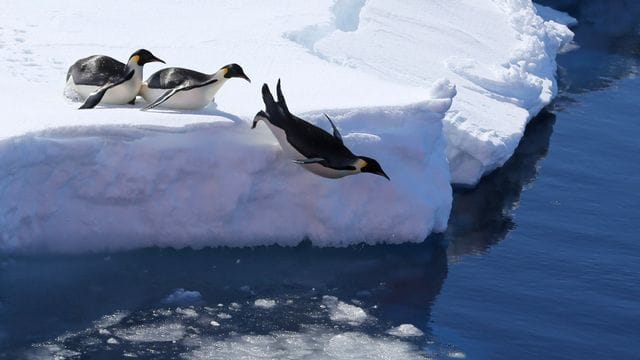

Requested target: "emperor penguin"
[
  {"left": 252, "top": 80, "right": 390, "bottom": 180},
  {"left": 66, "top": 49, "right": 165, "bottom": 109},
  {"left": 140, "top": 64, "right": 251, "bottom": 110}
]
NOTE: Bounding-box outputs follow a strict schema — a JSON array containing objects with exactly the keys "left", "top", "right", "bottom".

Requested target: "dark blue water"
[
  {"left": 433, "top": 1, "right": 640, "bottom": 358},
  {"left": 1, "top": 1, "right": 639, "bottom": 359}
]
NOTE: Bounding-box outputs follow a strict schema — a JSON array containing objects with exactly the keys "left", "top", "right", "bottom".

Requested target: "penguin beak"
[
  {"left": 240, "top": 73, "right": 251, "bottom": 83},
  {"left": 152, "top": 56, "right": 165, "bottom": 64},
  {"left": 377, "top": 170, "right": 391, "bottom": 181}
]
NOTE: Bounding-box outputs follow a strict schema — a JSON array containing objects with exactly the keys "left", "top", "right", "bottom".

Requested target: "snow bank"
[
  {"left": 306, "top": 0, "right": 573, "bottom": 184},
  {"left": 0, "top": 93, "right": 451, "bottom": 252},
  {"left": 0, "top": 0, "right": 571, "bottom": 252}
]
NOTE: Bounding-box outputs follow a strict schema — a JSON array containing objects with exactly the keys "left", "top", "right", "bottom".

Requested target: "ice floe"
[{"left": 0, "top": 0, "right": 572, "bottom": 251}]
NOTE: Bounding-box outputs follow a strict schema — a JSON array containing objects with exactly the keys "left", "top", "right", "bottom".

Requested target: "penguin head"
[
  {"left": 220, "top": 63, "right": 251, "bottom": 82},
  {"left": 357, "top": 156, "right": 390, "bottom": 181},
  {"left": 129, "top": 49, "right": 165, "bottom": 66}
]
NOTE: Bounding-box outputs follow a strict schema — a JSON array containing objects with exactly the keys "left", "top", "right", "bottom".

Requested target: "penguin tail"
[
  {"left": 276, "top": 79, "right": 291, "bottom": 116},
  {"left": 251, "top": 110, "right": 270, "bottom": 129},
  {"left": 261, "top": 83, "right": 278, "bottom": 115}
]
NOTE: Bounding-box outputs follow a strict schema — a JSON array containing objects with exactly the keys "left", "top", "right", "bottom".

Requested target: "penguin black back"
[
  {"left": 259, "top": 80, "right": 354, "bottom": 163},
  {"left": 146, "top": 68, "right": 212, "bottom": 89},
  {"left": 66, "top": 55, "right": 127, "bottom": 85}
]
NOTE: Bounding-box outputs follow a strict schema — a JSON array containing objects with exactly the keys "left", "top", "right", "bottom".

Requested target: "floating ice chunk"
[
  {"left": 254, "top": 299, "right": 277, "bottom": 309},
  {"left": 162, "top": 289, "right": 203, "bottom": 305},
  {"left": 106, "top": 337, "right": 119, "bottom": 345},
  {"left": 175, "top": 307, "right": 199, "bottom": 318},
  {"left": 114, "top": 323, "right": 185, "bottom": 343},
  {"left": 217, "top": 313, "right": 232, "bottom": 319},
  {"left": 448, "top": 350, "right": 467, "bottom": 359},
  {"left": 322, "top": 295, "right": 368, "bottom": 326},
  {"left": 182, "top": 326, "right": 426, "bottom": 360},
  {"left": 209, "top": 320, "right": 220, "bottom": 327},
  {"left": 93, "top": 311, "right": 128, "bottom": 329},
  {"left": 387, "top": 324, "right": 424, "bottom": 337}
]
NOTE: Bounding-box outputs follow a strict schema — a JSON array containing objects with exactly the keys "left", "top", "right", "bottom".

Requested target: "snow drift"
[{"left": 0, "top": 0, "right": 572, "bottom": 252}]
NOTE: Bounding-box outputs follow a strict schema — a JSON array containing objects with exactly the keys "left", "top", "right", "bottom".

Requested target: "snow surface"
[{"left": 0, "top": 0, "right": 572, "bottom": 251}]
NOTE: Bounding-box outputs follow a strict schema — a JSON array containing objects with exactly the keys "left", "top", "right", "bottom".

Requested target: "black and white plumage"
[
  {"left": 252, "top": 80, "right": 389, "bottom": 180},
  {"left": 140, "top": 63, "right": 250, "bottom": 110},
  {"left": 65, "top": 49, "right": 164, "bottom": 109}
]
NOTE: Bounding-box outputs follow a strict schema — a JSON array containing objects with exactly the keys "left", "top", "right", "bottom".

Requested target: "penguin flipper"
[
  {"left": 323, "top": 113, "right": 343, "bottom": 144},
  {"left": 252, "top": 111, "right": 270, "bottom": 129},
  {"left": 293, "top": 158, "right": 325, "bottom": 164},
  {"left": 142, "top": 88, "right": 179, "bottom": 111},
  {"left": 78, "top": 69, "right": 135, "bottom": 110},
  {"left": 143, "top": 78, "right": 219, "bottom": 111}
]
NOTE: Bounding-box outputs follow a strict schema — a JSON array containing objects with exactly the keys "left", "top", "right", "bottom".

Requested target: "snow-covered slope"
[{"left": 0, "top": 0, "right": 571, "bottom": 252}]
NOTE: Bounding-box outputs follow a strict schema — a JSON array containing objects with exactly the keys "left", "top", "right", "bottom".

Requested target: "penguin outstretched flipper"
[
  {"left": 79, "top": 69, "right": 135, "bottom": 109},
  {"left": 323, "top": 113, "right": 343, "bottom": 144},
  {"left": 142, "top": 88, "right": 179, "bottom": 111},
  {"left": 293, "top": 158, "right": 325, "bottom": 164}
]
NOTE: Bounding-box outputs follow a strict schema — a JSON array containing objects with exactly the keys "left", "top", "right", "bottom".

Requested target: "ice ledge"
[
  {"left": 444, "top": 0, "right": 574, "bottom": 185},
  {"left": 0, "top": 81, "right": 454, "bottom": 253},
  {"left": 294, "top": 0, "right": 573, "bottom": 186}
]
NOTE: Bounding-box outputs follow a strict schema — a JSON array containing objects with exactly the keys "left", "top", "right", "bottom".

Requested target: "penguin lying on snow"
[
  {"left": 252, "top": 80, "right": 389, "bottom": 180},
  {"left": 66, "top": 49, "right": 164, "bottom": 109},
  {"left": 140, "top": 64, "right": 251, "bottom": 110}
]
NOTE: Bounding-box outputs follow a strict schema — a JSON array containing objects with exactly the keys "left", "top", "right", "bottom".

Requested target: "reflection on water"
[
  {"left": 445, "top": 110, "right": 555, "bottom": 257},
  {"left": 0, "top": 241, "right": 448, "bottom": 357},
  {"left": 538, "top": 0, "right": 640, "bottom": 95}
]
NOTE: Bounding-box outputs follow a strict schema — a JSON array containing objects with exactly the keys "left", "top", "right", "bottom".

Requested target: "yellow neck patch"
[
  {"left": 131, "top": 55, "right": 140, "bottom": 64},
  {"left": 355, "top": 158, "right": 368, "bottom": 171}
]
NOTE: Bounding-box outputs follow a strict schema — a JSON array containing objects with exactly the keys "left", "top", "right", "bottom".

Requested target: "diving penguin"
[
  {"left": 66, "top": 49, "right": 165, "bottom": 109},
  {"left": 252, "top": 80, "right": 390, "bottom": 180},
  {"left": 140, "top": 64, "right": 251, "bottom": 110}
]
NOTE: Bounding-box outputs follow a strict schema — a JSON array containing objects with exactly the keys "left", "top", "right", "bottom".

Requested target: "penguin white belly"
[
  {"left": 140, "top": 82, "right": 224, "bottom": 110},
  {"left": 301, "top": 163, "right": 357, "bottom": 178},
  {"left": 264, "top": 121, "right": 357, "bottom": 179},
  {"left": 68, "top": 77, "right": 141, "bottom": 104}
]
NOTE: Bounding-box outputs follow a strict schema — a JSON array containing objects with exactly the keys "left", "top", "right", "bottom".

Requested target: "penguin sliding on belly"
[
  {"left": 66, "top": 49, "right": 164, "bottom": 109},
  {"left": 140, "top": 63, "right": 250, "bottom": 110},
  {"left": 252, "top": 80, "right": 390, "bottom": 180}
]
